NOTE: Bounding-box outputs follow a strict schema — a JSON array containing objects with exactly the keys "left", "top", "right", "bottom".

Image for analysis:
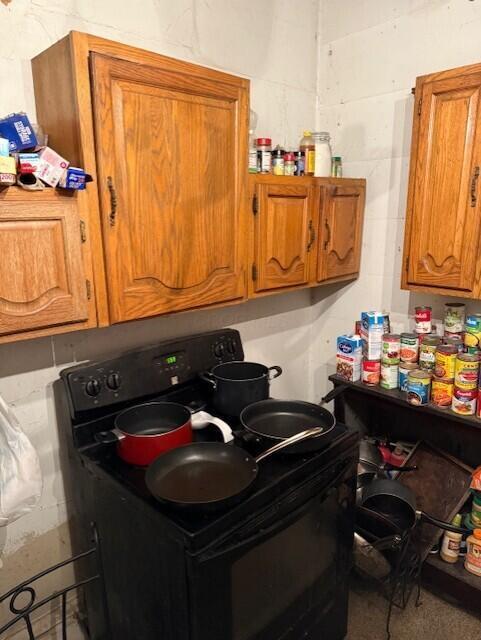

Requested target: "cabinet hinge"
[
  {"left": 252, "top": 263, "right": 258, "bottom": 281},
  {"left": 86, "top": 279, "right": 92, "bottom": 300},
  {"left": 252, "top": 193, "right": 258, "bottom": 215},
  {"left": 417, "top": 98, "right": 422, "bottom": 116},
  {"left": 80, "top": 219, "right": 87, "bottom": 243}
]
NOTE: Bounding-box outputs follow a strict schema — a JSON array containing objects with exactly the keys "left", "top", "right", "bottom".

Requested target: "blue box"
[
  {"left": 58, "top": 167, "right": 87, "bottom": 190},
  {"left": 0, "top": 113, "right": 37, "bottom": 152},
  {"left": 0, "top": 137, "right": 9, "bottom": 157}
]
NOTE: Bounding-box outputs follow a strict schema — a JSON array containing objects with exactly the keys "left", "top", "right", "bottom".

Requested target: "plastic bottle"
[
  {"left": 440, "top": 514, "right": 463, "bottom": 563},
  {"left": 300, "top": 131, "right": 315, "bottom": 176},
  {"left": 256, "top": 138, "right": 272, "bottom": 174},
  {"left": 248, "top": 129, "right": 258, "bottom": 173},
  {"left": 465, "top": 528, "right": 481, "bottom": 575},
  {"left": 312, "top": 131, "right": 332, "bottom": 177},
  {"left": 272, "top": 145, "right": 285, "bottom": 175},
  {"left": 332, "top": 156, "right": 343, "bottom": 178},
  {"left": 284, "top": 152, "right": 296, "bottom": 176}
]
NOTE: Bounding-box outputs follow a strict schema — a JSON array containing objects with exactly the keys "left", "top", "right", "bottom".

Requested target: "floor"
[{"left": 347, "top": 576, "right": 481, "bottom": 640}]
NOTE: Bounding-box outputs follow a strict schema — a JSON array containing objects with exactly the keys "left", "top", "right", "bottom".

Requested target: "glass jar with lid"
[{"left": 312, "top": 131, "right": 332, "bottom": 177}]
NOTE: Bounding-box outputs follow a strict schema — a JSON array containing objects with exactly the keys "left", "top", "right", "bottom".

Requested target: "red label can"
[
  {"left": 362, "top": 359, "right": 381, "bottom": 386},
  {"left": 415, "top": 306, "right": 432, "bottom": 334}
]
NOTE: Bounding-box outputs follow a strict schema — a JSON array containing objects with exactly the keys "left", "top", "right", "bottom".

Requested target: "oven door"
[{"left": 186, "top": 452, "right": 356, "bottom": 640}]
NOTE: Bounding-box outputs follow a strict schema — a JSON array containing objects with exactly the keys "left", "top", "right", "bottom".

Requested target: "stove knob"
[
  {"left": 213, "top": 343, "right": 225, "bottom": 358},
  {"left": 85, "top": 379, "right": 101, "bottom": 397},
  {"left": 106, "top": 373, "right": 121, "bottom": 391},
  {"left": 226, "top": 339, "right": 236, "bottom": 355}
]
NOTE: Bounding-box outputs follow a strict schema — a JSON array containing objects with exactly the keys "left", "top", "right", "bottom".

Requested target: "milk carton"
[
  {"left": 336, "top": 334, "right": 362, "bottom": 381},
  {"left": 361, "top": 311, "right": 384, "bottom": 361}
]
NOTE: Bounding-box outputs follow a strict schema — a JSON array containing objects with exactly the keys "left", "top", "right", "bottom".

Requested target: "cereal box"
[{"left": 336, "top": 334, "right": 362, "bottom": 381}]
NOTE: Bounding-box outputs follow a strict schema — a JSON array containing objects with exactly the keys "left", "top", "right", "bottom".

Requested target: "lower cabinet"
[
  {"left": 250, "top": 176, "right": 365, "bottom": 296},
  {"left": 0, "top": 190, "right": 94, "bottom": 343}
]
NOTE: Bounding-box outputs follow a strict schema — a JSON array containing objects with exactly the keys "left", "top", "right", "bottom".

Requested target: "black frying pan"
[
  {"left": 239, "top": 385, "right": 347, "bottom": 454},
  {"left": 146, "top": 427, "right": 324, "bottom": 511}
]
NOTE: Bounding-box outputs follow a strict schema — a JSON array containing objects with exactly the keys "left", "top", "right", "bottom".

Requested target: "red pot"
[{"left": 96, "top": 401, "right": 193, "bottom": 466}]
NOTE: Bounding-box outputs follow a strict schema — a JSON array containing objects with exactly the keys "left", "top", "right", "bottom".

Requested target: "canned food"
[
  {"left": 415, "top": 306, "right": 432, "bottom": 334},
  {"left": 419, "top": 335, "right": 441, "bottom": 371},
  {"left": 452, "top": 387, "right": 477, "bottom": 415},
  {"left": 382, "top": 334, "right": 400, "bottom": 364},
  {"left": 464, "top": 314, "right": 481, "bottom": 350},
  {"left": 431, "top": 377, "right": 454, "bottom": 408},
  {"left": 454, "top": 354, "right": 479, "bottom": 389},
  {"left": 407, "top": 370, "right": 431, "bottom": 406},
  {"left": 400, "top": 333, "right": 419, "bottom": 363},
  {"left": 443, "top": 336, "right": 464, "bottom": 353},
  {"left": 380, "top": 363, "right": 399, "bottom": 390},
  {"left": 444, "top": 303, "right": 466, "bottom": 335},
  {"left": 399, "top": 362, "right": 418, "bottom": 391},
  {"left": 362, "top": 359, "right": 381, "bottom": 385},
  {"left": 466, "top": 346, "right": 480, "bottom": 357},
  {"left": 434, "top": 344, "right": 457, "bottom": 379},
  {"left": 477, "top": 389, "right": 481, "bottom": 419}
]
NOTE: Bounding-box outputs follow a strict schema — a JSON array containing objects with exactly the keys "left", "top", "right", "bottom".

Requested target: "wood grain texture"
[
  {"left": 91, "top": 52, "right": 248, "bottom": 322},
  {"left": 317, "top": 183, "right": 365, "bottom": 282},
  {"left": 0, "top": 189, "right": 88, "bottom": 337},
  {"left": 403, "top": 64, "right": 481, "bottom": 298}
]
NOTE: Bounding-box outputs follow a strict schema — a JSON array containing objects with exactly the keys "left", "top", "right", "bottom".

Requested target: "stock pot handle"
[
  {"left": 268, "top": 366, "right": 283, "bottom": 380},
  {"left": 199, "top": 371, "right": 217, "bottom": 389}
]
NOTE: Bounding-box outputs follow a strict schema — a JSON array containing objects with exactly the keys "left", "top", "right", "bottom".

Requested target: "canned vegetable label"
[
  {"left": 444, "top": 303, "right": 465, "bottom": 334},
  {"left": 454, "top": 355, "right": 479, "bottom": 389},
  {"left": 382, "top": 334, "right": 400, "bottom": 364},
  {"left": 452, "top": 387, "right": 477, "bottom": 415},
  {"left": 464, "top": 314, "right": 481, "bottom": 349},
  {"left": 380, "top": 363, "right": 399, "bottom": 390},
  {"left": 431, "top": 378, "right": 454, "bottom": 408},
  {"left": 400, "top": 333, "right": 419, "bottom": 363},
  {"left": 419, "top": 338, "right": 440, "bottom": 371},
  {"left": 434, "top": 346, "right": 456, "bottom": 379},
  {"left": 407, "top": 371, "right": 431, "bottom": 406},
  {"left": 399, "top": 363, "right": 417, "bottom": 391}
]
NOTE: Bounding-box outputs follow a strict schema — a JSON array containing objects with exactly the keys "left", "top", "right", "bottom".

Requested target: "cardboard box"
[
  {"left": 336, "top": 334, "right": 362, "bottom": 381},
  {"left": 36, "top": 147, "right": 69, "bottom": 187},
  {"left": 17, "top": 152, "right": 40, "bottom": 174},
  {"left": 58, "top": 166, "right": 87, "bottom": 190},
  {"left": 360, "top": 311, "right": 384, "bottom": 360},
  {"left": 0, "top": 113, "right": 37, "bottom": 152},
  {"left": 0, "top": 137, "right": 9, "bottom": 157},
  {"left": 0, "top": 156, "right": 16, "bottom": 175}
]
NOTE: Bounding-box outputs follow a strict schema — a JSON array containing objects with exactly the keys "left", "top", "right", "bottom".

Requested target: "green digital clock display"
[{"left": 165, "top": 355, "right": 177, "bottom": 365}]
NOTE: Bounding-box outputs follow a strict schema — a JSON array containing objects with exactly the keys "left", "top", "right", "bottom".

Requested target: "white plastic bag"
[{"left": 0, "top": 392, "right": 42, "bottom": 526}]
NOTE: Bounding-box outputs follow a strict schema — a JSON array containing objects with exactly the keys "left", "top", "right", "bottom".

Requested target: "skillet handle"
[
  {"left": 417, "top": 510, "right": 471, "bottom": 535},
  {"left": 268, "top": 366, "right": 283, "bottom": 380},
  {"left": 255, "top": 427, "right": 324, "bottom": 463},
  {"left": 199, "top": 372, "right": 217, "bottom": 390},
  {"left": 320, "top": 384, "right": 349, "bottom": 406},
  {"left": 95, "top": 429, "right": 124, "bottom": 445}
]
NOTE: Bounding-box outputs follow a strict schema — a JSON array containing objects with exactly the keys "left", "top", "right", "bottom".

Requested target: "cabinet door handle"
[
  {"left": 307, "top": 220, "right": 315, "bottom": 251},
  {"left": 471, "top": 166, "right": 480, "bottom": 207},
  {"left": 107, "top": 176, "right": 118, "bottom": 226},
  {"left": 323, "top": 219, "right": 331, "bottom": 250}
]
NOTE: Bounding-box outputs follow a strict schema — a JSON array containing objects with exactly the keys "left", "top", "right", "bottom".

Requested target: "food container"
[
  {"left": 336, "top": 334, "right": 362, "bottom": 382},
  {"left": 406, "top": 370, "right": 431, "bottom": 406},
  {"left": 434, "top": 344, "right": 457, "bottom": 379},
  {"left": 443, "top": 336, "right": 464, "bottom": 353},
  {"left": 362, "top": 359, "right": 381, "bottom": 385},
  {"left": 419, "top": 335, "right": 441, "bottom": 372},
  {"left": 380, "top": 363, "right": 399, "bottom": 390},
  {"left": 399, "top": 362, "right": 418, "bottom": 392},
  {"left": 400, "top": 333, "right": 419, "bottom": 363},
  {"left": 0, "top": 112, "right": 37, "bottom": 151},
  {"left": 452, "top": 387, "right": 477, "bottom": 415},
  {"left": 465, "top": 529, "right": 481, "bottom": 576},
  {"left": 464, "top": 314, "right": 481, "bottom": 350},
  {"left": 431, "top": 377, "right": 454, "bottom": 408},
  {"left": 381, "top": 333, "right": 400, "bottom": 364},
  {"left": 415, "top": 306, "right": 432, "bottom": 334},
  {"left": 471, "top": 494, "right": 481, "bottom": 527},
  {"left": 454, "top": 353, "right": 479, "bottom": 390},
  {"left": 444, "top": 303, "right": 466, "bottom": 335},
  {"left": 360, "top": 311, "right": 384, "bottom": 360}
]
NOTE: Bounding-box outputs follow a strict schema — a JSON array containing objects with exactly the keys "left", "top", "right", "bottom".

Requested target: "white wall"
[
  {"left": 0, "top": 0, "right": 320, "bottom": 618},
  {"left": 312, "top": 0, "right": 481, "bottom": 398}
]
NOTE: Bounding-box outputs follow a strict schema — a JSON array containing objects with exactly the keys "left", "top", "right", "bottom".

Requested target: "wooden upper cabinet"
[
  {"left": 403, "top": 65, "right": 481, "bottom": 296},
  {"left": 318, "top": 182, "right": 365, "bottom": 282},
  {"left": 251, "top": 178, "right": 317, "bottom": 293},
  {"left": 90, "top": 52, "right": 248, "bottom": 322},
  {"left": 0, "top": 191, "right": 89, "bottom": 340}
]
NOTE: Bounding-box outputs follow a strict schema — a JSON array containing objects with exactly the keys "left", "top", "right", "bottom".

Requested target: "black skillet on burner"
[
  {"left": 239, "top": 385, "right": 347, "bottom": 454},
  {"left": 146, "top": 427, "right": 324, "bottom": 511}
]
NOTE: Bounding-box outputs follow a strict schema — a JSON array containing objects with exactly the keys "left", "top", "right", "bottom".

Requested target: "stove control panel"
[{"left": 61, "top": 329, "right": 243, "bottom": 415}]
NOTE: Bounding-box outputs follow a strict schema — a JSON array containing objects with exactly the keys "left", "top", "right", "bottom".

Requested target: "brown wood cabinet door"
[
  {"left": 90, "top": 53, "right": 248, "bottom": 322},
  {"left": 318, "top": 183, "right": 365, "bottom": 281},
  {"left": 252, "top": 182, "right": 316, "bottom": 293},
  {"left": 0, "top": 198, "right": 88, "bottom": 336},
  {"left": 404, "top": 72, "right": 481, "bottom": 293}
]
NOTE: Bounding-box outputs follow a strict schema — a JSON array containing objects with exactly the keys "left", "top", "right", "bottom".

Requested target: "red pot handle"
[{"left": 95, "top": 428, "right": 125, "bottom": 445}]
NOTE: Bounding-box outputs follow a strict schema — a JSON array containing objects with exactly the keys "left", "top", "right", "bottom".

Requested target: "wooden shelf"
[{"left": 328, "top": 374, "right": 481, "bottom": 431}]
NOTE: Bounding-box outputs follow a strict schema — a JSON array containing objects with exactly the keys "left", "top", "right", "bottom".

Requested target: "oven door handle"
[{"left": 198, "top": 458, "right": 352, "bottom": 563}]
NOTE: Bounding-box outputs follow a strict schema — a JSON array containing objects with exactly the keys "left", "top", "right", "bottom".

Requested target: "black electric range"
[{"left": 54, "top": 329, "right": 358, "bottom": 640}]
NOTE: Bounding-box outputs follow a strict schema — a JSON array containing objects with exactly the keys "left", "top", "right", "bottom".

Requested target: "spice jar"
[
  {"left": 256, "top": 138, "right": 272, "bottom": 174},
  {"left": 465, "top": 529, "right": 481, "bottom": 576},
  {"left": 294, "top": 150, "right": 304, "bottom": 176},
  {"left": 312, "top": 131, "right": 332, "bottom": 177},
  {"left": 331, "top": 156, "right": 343, "bottom": 177},
  {"left": 272, "top": 145, "right": 285, "bottom": 175},
  {"left": 284, "top": 152, "right": 296, "bottom": 176},
  {"left": 300, "top": 131, "right": 315, "bottom": 176}
]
